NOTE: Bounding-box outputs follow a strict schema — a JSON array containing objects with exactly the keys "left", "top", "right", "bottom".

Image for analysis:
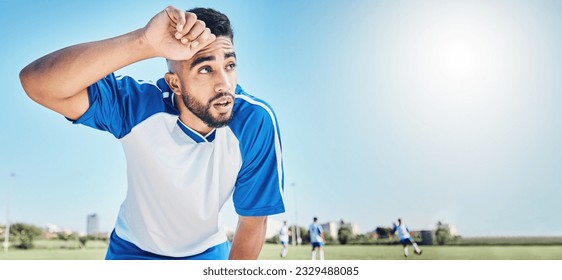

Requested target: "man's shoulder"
[
  {"left": 79, "top": 74, "right": 176, "bottom": 138},
  {"left": 229, "top": 85, "right": 279, "bottom": 136},
  {"left": 233, "top": 86, "right": 275, "bottom": 117}
]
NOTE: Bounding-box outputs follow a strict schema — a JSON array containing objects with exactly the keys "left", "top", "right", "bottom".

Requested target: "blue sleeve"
[
  {"left": 231, "top": 99, "right": 285, "bottom": 217},
  {"left": 72, "top": 74, "right": 166, "bottom": 138}
]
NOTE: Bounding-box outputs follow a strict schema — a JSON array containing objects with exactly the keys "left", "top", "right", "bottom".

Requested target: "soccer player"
[
  {"left": 308, "top": 217, "right": 325, "bottom": 260},
  {"left": 19, "top": 6, "right": 285, "bottom": 260},
  {"left": 392, "top": 218, "right": 422, "bottom": 257},
  {"left": 279, "top": 221, "right": 290, "bottom": 258}
]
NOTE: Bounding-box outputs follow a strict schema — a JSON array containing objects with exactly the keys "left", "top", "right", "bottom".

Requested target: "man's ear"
[{"left": 164, "top": 72, "right": 182, "bottom": 95}]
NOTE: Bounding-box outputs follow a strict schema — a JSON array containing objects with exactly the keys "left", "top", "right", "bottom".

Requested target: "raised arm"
[
  {"left": 229, "top": 216, "right": 268, "bottom": 260},
  {"left": 19, "top": 6, "right": 215, "bottom": 120}
]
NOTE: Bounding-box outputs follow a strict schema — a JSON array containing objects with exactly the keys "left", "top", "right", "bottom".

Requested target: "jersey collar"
[{"left": 176, "top": 119, "right": 216, "bottom": 143}]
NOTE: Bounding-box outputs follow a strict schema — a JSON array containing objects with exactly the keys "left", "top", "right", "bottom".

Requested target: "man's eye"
[
  {"left": 199, "top": 66, "right": 212, "bottom": 74},
  {"left": 226, "top": 63, "right": 236, "bottom": 70}
]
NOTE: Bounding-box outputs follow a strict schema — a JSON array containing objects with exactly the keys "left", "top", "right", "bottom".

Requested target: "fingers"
[
  {"left": 176, "top": 19, "right": 216, "bottom": 51},
  {"left": 174, "top": 9, "right": 186, "bottom": 32},
  {"left": 162, "top": 6, "right": 217, "bottom": 54},
  {"left": 190, "top": 29, "right": 216, "bottom": 50},
  {"left": 174, "top": 12, "right": 197, "bottom": 41},
  {"left": 164, "top": 6, "right": 186, "bottom": 32},
  {"left": 176, "top": 18, "right": 209, "bottom": 47},
  {"left": 182, "top": 20, "right": 206, "bottom": 42},
  {"left": 165, "top": 6, "right": 200, "bottom": 42}
]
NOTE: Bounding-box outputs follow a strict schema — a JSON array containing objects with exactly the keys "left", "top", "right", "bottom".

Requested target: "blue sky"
[{"left": 1, "top": 0, "right": 561, "bottom": 237}]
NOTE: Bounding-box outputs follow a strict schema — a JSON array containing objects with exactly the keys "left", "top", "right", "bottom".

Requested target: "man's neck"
[{"left": 174, "top": 94, "right": 213, "bottom": 135}]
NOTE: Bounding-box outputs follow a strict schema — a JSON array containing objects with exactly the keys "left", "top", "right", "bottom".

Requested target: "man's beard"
[{"left": 181, "top": 91, "right": 234, "bottom": 128}]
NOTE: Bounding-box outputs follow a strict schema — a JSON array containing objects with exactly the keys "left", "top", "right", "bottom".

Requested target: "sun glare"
[
  {"left": 411, "top": 18, "right": 505, "bottom": 96},
  {"left": 437, "top": 40, "right": 478, "bottom": 79}
]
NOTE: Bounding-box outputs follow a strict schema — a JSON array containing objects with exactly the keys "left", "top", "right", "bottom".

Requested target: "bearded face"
[{"left": 181, "top": 90, "right": 234, "bottom": 128}]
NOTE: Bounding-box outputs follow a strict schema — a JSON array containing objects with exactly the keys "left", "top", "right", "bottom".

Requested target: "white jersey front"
[
  {"left": 395, "top": 224, "right": 411, "bottom": 240},
  {"left": 74, "top": 74, "right": 285, "bottom": 257},
  {"left": 279, "top": 225, "right": 289, "bottom": 243}
]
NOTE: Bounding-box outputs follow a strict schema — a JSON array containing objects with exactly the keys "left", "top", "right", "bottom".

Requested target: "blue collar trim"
[{"left": 176, "top": 119, "right": 216, "bottom": 143}]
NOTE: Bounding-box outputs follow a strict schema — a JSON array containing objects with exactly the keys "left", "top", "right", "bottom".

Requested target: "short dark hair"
[
  {"left": 313, "top": 217, "right": 318, "bottom": 222},
  {"left": 188, "top": 7, "right": 234, "bottom": 43}
]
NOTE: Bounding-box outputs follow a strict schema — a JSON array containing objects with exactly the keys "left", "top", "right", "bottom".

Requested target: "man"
[
  {"left": 392, "top": 218, "right": 422, "bottom": 257},
  {"left": 278, "top": 221, "right": 290, "bottom": 258},
  {"left": 308, "top": 217, "right": 325, "bottom": 260},
  {"left": 19, "top": 6, "right": 284, "bottom": 260}
]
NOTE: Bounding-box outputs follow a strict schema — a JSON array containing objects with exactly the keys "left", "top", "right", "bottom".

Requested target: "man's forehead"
[
  {"left": 173, "top": 37, "right": 234, "bottom": 71},
  {"left": 193, "top": 36, "right": 235, "bottom": 58}
]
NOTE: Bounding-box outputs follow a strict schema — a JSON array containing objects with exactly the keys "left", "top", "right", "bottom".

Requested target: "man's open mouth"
[{"left": 212, "top": 95, "right": 234, "bottom": 112}]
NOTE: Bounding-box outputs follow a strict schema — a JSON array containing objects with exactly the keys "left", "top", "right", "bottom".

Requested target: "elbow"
[
  {"left": 20, "top": 66, "right": 37, "bottom": 100},
  {"left": 20, "top": 65, "right": 46, "bottom": 104},
  {"left": 19, "top": 66, "right": 29, "bottom": 91}
]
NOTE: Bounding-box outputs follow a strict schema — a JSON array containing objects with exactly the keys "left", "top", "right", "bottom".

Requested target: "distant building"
[
  {"left": 42, "top": 224, "right": 63, "bottom": 239},
  {"left": 45, "top": 224, "right": 62, "bottom": 233},
  {"left": 420, "top": 230, "right": 434, "bottom": 245},
  {"left": 321, "top": 220, "right": 360, "bottom": 239},
  {"left": 87, "top": 214, "right": 100, "bottom": 236},
  {"left": 321, "top": 221, "right": 338, "bottom": 239}
]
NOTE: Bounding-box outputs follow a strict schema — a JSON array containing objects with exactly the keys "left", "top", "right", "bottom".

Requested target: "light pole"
[
  {"left": 290, "top": 182, "right": 301, "bottom": 246},
  {"left": 3, "top": 173, "right": 14, "bottom": 253}
]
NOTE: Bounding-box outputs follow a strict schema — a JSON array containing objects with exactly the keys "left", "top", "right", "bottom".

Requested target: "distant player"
[
  {"left": 279, "top": 221, "right": 290, "bottom": 258},
  {"left": 308, "top": 217, "right": 325, "bottom": 260},
  {"left": 392, "top": 218, "right": 422, "bottom": 257}
]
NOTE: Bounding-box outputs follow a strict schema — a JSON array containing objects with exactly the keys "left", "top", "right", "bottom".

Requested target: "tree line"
[{"left": 1, "top": 223, "right": 108, "bottom": 250}]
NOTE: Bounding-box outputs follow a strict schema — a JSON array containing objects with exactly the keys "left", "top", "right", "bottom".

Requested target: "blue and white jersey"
[
  {"left": 393, "top": 224, "right": 411, "bottom": 240},
  {"left": 308, "top": 223, "right": 324, "bottom": 243},
  {"left": 72, "top": 73, "right": 285, "bottom": 257},
  {"left": 279, "top": 225, "right": 289, "bottom": 243}
]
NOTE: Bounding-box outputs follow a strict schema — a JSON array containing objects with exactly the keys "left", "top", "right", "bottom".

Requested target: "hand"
[{"left": 141, "top": 6, "right": 216, "bottom": 60}]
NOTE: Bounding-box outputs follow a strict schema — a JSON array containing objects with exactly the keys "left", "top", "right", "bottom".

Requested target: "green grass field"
[
  {"left": 259, "top": 244, "right": 562, "bottom": 260},
  {"left": 1, "top": 243, "right": 562, "bottom": 260}
]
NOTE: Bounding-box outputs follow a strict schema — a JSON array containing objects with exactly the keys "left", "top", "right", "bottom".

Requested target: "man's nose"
[{"left": 214, "top": 70, "right": 232, "bottom": 93}]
